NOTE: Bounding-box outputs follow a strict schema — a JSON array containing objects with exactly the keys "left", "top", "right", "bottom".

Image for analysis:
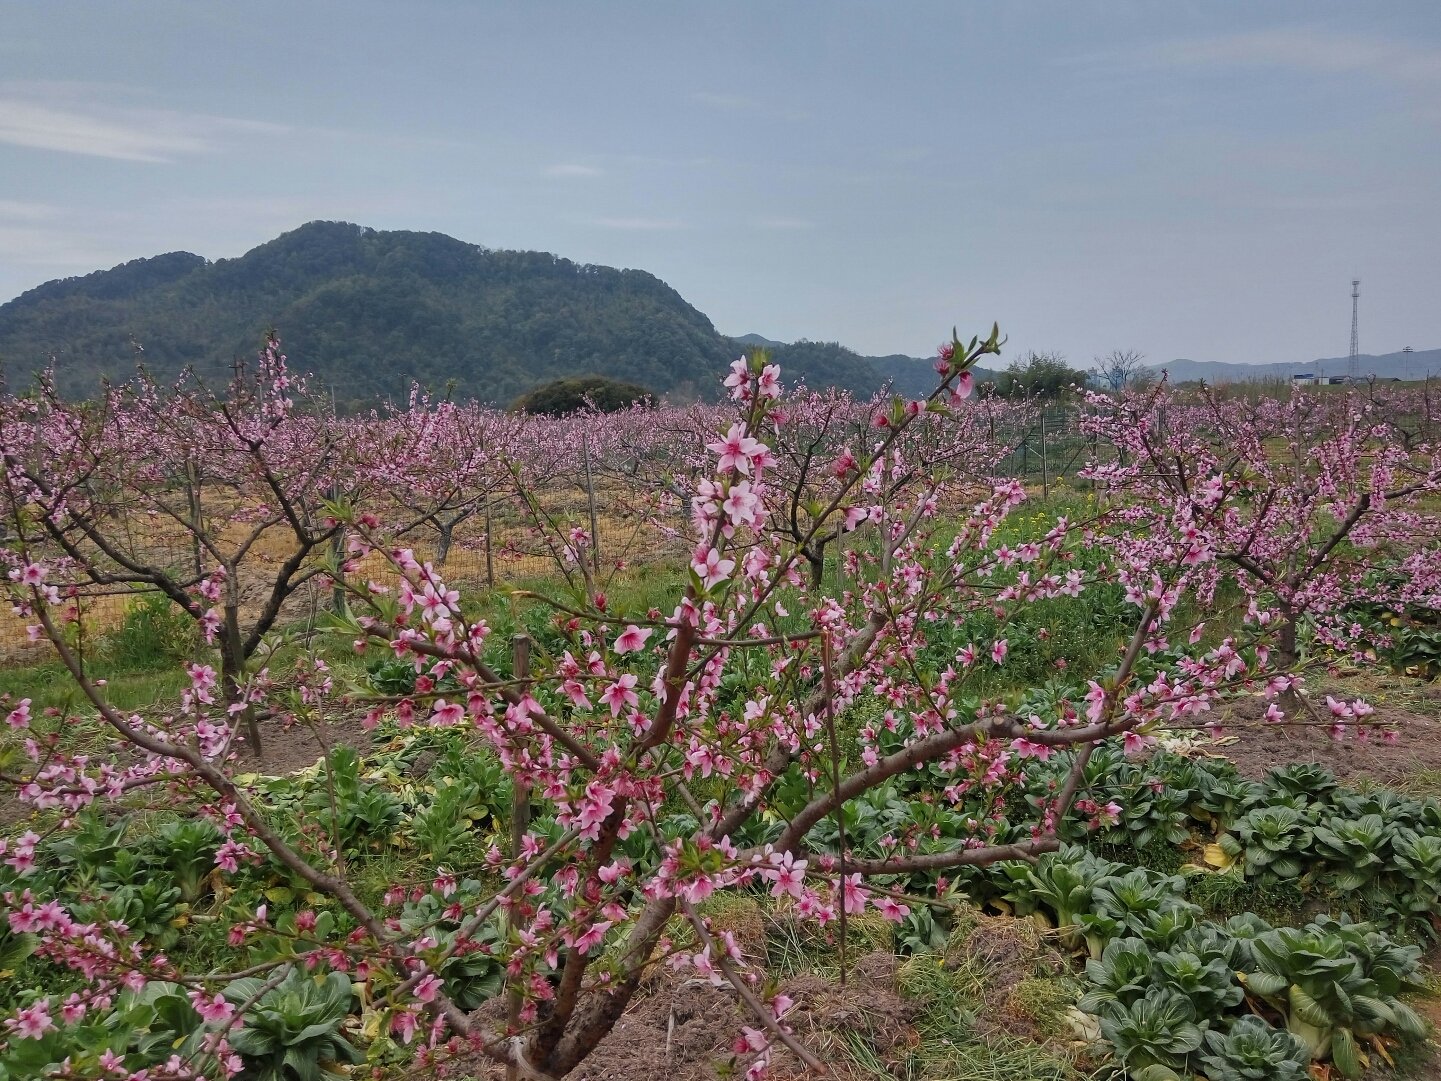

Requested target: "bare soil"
[
  {"left": 231, "top": 713, "right": 370, "bottom": 775},
  {"left": 0, "top": 712, "right": 368, "bottom": 829},
  {"left": 1216, "top": 670, "right": 1441, "bottom": 792},
  {"left": 427, "top": 913, "right": 1088, "bottom": 1081},
  {"left": 442, "top": 951, "right": 917, "bottom": 1081}
]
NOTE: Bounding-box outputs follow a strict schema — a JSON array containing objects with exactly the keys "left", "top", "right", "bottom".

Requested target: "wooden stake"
[
  {"left": 485, "top": 506, "right": 495, "bottom": 589},
  {"left": 1040, "top": 411, "right": 1050, "bottom": 499},
  {"left": 505, "top": 632, "right": 532, "bottom": 1081},
  {"left": 583, "top": 432, "right": 600, "bottom": 575}
]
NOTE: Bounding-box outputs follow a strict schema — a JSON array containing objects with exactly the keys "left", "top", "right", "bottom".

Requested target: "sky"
[{"left": 1, "top": 1, "right": 1438, "bottom": 367}]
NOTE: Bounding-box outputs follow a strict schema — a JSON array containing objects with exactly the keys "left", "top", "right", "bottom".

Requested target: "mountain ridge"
[
  {"left": 1148, "top": 352, "right": 1441, "bottom": 384},
  {"left": 0, "top": 222, "right": 950, "bottom": 405},
  {"left": 0, "top": 221, "right": 740, "bottom": 405},
  {"left": 2, "top": 222, "right": 1435, "bottom": 403}
]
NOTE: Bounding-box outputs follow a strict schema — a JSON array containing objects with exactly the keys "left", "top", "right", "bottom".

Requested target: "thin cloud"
[
  {"left": 694, "top": 92, "right": 752, "bottom": 110},
  {"left": 0, "top": 199, "right": 59, "bottom": 222},
  {"left": 0, "top": 96, "right": 289, "bottom": 163},
  {"left": 0, "top": 224, "right": 120, "bottom": 268},
  {"left": 693, "top": 91, "right": 809, "bottom": 122},
  {"left": 545, "top": 163, "right": 604, "bottom": 177},
  {"left": 1136, "top": 27, "right": 1441, "bottom": 85},
  {"left": 591, "top": 217, "right": 686, "bottom": 231},
  {"left": 754, "top": 216, "right": 815, "bottom": 231}
]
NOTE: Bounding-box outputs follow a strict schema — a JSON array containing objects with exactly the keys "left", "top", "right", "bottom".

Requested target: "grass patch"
[
  {"left": 1005, "top": 976, "right": 1077, "bottom": 1033},
  {"left": 1374, "top": 767, "right": 1441, "bottom": 802},
  {"left": 764, "top": 907, "right": 895, "bottom": 979},
  {"left": 0, "top": 656, "right": 192, "bottom": 714},
  {"left": 892, "top": 947, "right": 1092, "bottom": 1081},
  {"left": 1184, "top": 866, "right": 1310, "bottom": 926}
]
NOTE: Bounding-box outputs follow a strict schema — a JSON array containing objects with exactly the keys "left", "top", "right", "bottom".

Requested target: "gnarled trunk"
[{"left": 221, "top": 603, "right": 262, "bottom": 756}]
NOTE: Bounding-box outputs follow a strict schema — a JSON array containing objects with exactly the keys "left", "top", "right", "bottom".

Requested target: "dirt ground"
[
  {"left": 1216, "top": 669, "right": 1441, "bottom": 792},
  {"left": 230, "top": 712, "right": 369, "bottom": 775},
  {"left": 428, "top": 913, "right": 1082, "bottom": 1081},
  {"left": 0, "top": 711, "right": 367, "bottom": 829},
  {"left": 446, "top": 951, "right": 916, "bottom": 1081}
]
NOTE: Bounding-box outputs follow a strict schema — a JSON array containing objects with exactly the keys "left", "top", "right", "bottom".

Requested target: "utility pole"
[{"left": 1349, "top": 279, "right": 1361, "bottom": 382}]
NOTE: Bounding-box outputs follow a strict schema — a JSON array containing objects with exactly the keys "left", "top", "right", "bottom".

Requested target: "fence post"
[
  {"left": 1092, "top": 424, "right": 1100, "bottom": 494},
  {"left": 1040, "top": 411, "right": 1050, "bottom": 499},
  {"left": 328, "top": 483, "right": 346, "bottom": 613},
  {"left": 505, "top": 632, "right": 532, "bottom": 1081},
  {"left": 185, "top": 461, "right": 203, "bottom": 579},
  {"left": 583, "top": 431, "right": 601, "bottom": 575},
  {"left": 485, "top": 506, "right": 495, "bottom": 589}
]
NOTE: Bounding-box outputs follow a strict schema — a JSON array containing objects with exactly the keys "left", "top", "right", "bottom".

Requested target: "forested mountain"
[
  {"left": 0, "top": 222, "right": 744, "bottom": 406},
  {"left": 0, "top": 221, "right": 1003, "bottom": 406},
  {"left": 6, "top": 223, "right": 1433, "bottom": 406}
]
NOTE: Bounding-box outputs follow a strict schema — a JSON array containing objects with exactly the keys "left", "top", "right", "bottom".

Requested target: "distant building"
[{"left": 1292, "top": 373, "right": 1316, "bottom": 386}]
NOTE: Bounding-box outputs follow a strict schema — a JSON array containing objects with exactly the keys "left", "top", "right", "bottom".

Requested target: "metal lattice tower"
[{"left": 1348, "top": 279, "right": 1361, "bottom": 380}]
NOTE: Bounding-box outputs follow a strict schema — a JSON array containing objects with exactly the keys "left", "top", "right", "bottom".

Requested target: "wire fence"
[
  {"left": 990, "top": 407, "right": 1109, "bottom": 493},
  {"left": 0, "top": 406, "right": 1118, "bottom": 661},
  {"left": 0, "top": 476, "right": 691, "bottom": 661}
]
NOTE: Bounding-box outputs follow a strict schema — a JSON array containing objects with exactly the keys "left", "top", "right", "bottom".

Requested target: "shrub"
[
  {"left": 511, "top": 375, "right": 654, "bottom": 416},
  {"left": 104, "top": 591, "right": 197, "bottom": 669}
]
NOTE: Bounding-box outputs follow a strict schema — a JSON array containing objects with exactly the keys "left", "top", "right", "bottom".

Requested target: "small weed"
[
  {"left": 1005, "top": 976, "right": 1076, "bottom": 1033},
  {"left": 1185, "top": 866, "right": 1309, "bottom": 925}
]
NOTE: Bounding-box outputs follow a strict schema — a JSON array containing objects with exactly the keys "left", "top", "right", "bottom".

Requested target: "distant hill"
[
  {"left": 0, "top": 223, "right": 967, "bottom": 407},
  {"left": 1151, "top": 350, "right": 1441, "bottom": 385},
  {"left": 0, "top": 220, "right": 988, "bottom": 408},
  {"left": 11, "top": 221, "right": 1423, "bottom": 406},
  {"left": 0, "top": 222, "right": 746, "bottom": 406},
  {"left": 731, "top": 333, "right": 785, "bottom": 349}
]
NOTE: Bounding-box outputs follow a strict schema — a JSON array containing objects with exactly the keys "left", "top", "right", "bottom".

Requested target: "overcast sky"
[{"left": 1, "top": 1, "right": 1437, "bottom": 366}]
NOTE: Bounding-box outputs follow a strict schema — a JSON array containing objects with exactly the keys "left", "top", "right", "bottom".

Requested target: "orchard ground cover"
[{"left": 1, "top": 329, "right": 1440, "bottom": 1081}]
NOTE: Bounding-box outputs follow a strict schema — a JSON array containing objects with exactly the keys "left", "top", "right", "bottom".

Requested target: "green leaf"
[
  {"left": 1331, "top": 1026, "right": 1361, "bottom": 1079},
  {"left": 1289, "top": 984, "right": 1333, "bottom": 1030},
  {"left": 1244, "top": 971, "right": 1289, "bottom": 998},
  {"left": 1133, "top": 1067, "right": 1184, "bottom": 1081}
]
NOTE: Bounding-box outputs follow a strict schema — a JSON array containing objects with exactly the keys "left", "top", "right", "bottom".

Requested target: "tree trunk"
[
  {"left": 1276, "top": 602, "right": 1302, "bottom": 713},
  {"left": 1276, "top": 603, "right": 1298, "bottom": 669},
  {"left": 806, "top": 545, "right": 824, "bottom": 588},
  {"left": 221, "top": 604, "right": 262, "bottom": 756},
  {"left": 435, "top": 519, "right": 454, "bottom": 567}
]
